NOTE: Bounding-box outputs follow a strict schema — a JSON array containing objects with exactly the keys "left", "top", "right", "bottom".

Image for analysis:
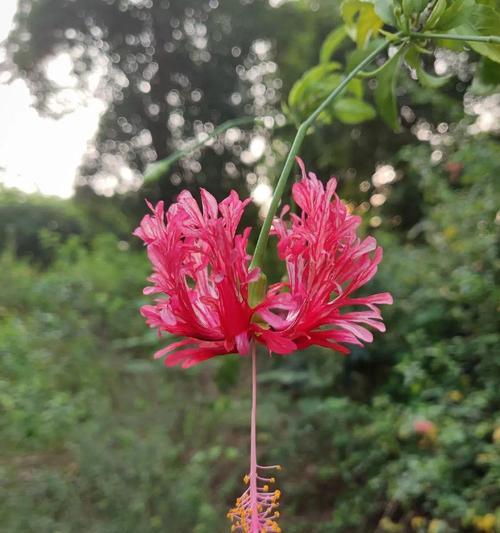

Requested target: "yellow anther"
[{"left": 229, "top": 466, "right": 281, "bottom": 533}]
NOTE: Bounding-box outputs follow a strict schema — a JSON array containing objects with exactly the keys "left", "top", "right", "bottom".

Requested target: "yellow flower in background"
[
  {"left": 411, "top": 516, "right": 427, "bottom": 530},
  {"left": 448, "top": 390, "right": 463, "bottom": 402},
  {"left": 477, "top": 452, "right": 495, "bottom": 464},
  {"left": 472, "top": 514, "right": 496, "bottom": 532},
  {"left": 443, "top": 225, "right": 458, "bottom": 240},
  {"left": 428, "top": 519, "right": 447, "bottom": 533},
  {"left": 378, "top": 517, "right": 404, "bottom": 532}
]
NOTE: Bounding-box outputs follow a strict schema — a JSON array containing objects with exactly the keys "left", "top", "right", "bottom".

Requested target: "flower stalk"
[
  {"left": 249, "top": 341, "right": 259, "bottom": 532},
  {"left": 228, "top": 341, "right": 282, "bottom": 532}
]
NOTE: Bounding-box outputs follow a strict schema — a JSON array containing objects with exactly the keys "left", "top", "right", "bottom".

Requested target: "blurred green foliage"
[
  {"left": 276, "top": 136, "right": 500, "bottom": 532},
  {"left": 286, "top": 0, "right": 500, "bottom": 131},
  {"left": 1, "top": 1, "right": 500, "bottom": 532},
  {"left": 0, "top": 186, "right": 137, "bottom": 263},
  {"left": 0, "top": 187, "right": 84, "bottom": 263},
  {"left": 1, "top": 135, "right": 499, "bottom": 532}
]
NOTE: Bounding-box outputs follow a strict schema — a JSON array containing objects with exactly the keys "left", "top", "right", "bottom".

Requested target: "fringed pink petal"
[
  {"left": 265, "top": 159, "right": 393, "bottom": 353},
  {"left": 154, "top": 338, "right": 193, "bottom": 360},
  {"left": 258, "top": 331, "right": 297, "bottom": 354},
  {"left": 134, "top": 189, "right": 256, "bottom": 363}
]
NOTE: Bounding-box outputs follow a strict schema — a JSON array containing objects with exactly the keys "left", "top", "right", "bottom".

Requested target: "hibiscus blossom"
[
  {"left": 135, "top": 158, "right": 391, "bottom": 365},
  {"left": 135, "top": 159, "right": 392, "bottom": 533},
  {"left": 134, "top": 188, "right": 262, "bottom": 368},
  {"left": 261, "top": 157, "right": 393, "bottom": 353}
]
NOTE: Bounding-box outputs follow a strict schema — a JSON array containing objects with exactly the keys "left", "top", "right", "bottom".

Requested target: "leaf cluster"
[{"left": 287, "top": 0, "right": 500, "bottom": 130}]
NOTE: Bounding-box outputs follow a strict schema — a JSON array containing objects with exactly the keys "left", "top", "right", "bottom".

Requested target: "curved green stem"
[
  {"left": 410, "top": 31, "right": 500, "bottom": 45},
  {"left": 356, "top": 60, "right": 395, "bottom": 79},
  {"left": 249, "top": 39, "right": 390, "bottom": 270},
  {"left": 144, "top": 116, "right": 259, "bottom": 183}
]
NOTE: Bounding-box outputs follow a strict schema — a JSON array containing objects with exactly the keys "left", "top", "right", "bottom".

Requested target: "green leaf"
[
  {"left": 375, "top": 47, "right": 406, "bottom": 130},
  {"left": 455, "top": 5, "right": 500, "bottom": 63},
  {"left": 477, "top": 56, "right": 500, "bottom": 84},
  {"left": 346, "top": 37, "right": 386, "bottom": 71},
  {"left": 470, "top": 57, "right": 500, "bottom": 94},
  {"left": 476, "top": 0, "right": 500, "bottom": 9},
  {"left": 320, "top": 26, "right": 348, "bottom": 63},
  {"left": 406, "top": 46, "right": 451, "bottom": 88},
  {"left": 341, "top": 0, "right": 383, "bottom": 48},
  {"left": 416, "top": 62, "right": 451, "bottom": 88},
  {"left": 402, "top": 0, "right": 428, "bottom": 17},
  {"left": 402, "top": 0, "right": 412, "bottom": 17},
  {"left": 288, "top": 61, "right": 364, "bottom": 123},
  {"left": 333, "top": 97, "right": 377, "bottom": 123},
  {"left": 433, "top": 0, "right": 475, "bottom": 31},
  {"left": 347, "top": 77, "right": 365, "bottom": 98},
  {"left": 288, "top": 62, "right": 342, "bottom": 109},
  {"left": 367, "top": 0, "right": 396, "bottom": 25},
  {"left": 423, "top": 0, "right": 447, "bottom": 30}
]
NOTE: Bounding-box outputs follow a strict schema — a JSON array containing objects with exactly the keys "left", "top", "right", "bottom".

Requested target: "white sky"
[
  {"left": 0, "top": 0, "right": 103, "bottom": 198},
  {"left": 0, "top": 0, "right": 270, "bottom": 201}
]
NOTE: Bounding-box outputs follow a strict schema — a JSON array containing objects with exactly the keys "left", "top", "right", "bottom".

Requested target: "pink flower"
[
  {"left": 135, "top": 158, "right": 392, "bottom": 367},
  {"left": 413, "top": 419, "right": 437, "bottom": 435},
  {"left": 135, "top": 158, "right": 393, "bottom": 533},
  {"left": 134, "top": 189, "right": 261, "bottom": 368},
  {"left": 259, "top": 158, "right": 393, "bottom": 354}
]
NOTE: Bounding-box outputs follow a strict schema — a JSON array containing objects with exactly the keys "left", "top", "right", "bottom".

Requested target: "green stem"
[
  {"left": 356, "top": 61, "right": 394, "bottom": 79},
  {"left": 144, "top": 116, "right": 259, "bottom": 183},
  {"left": 249, "top": 39, "right": 390, "bottom": 270},
  {"left": 410, "top": 31, "right": 500, "bottom": 45}
]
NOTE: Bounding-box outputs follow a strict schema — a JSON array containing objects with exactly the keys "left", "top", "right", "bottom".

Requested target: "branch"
[
  {"left": 143, "top": 116, "right": 259, "bottom": 183},
  {"left": 410, "top": 32, "right": 500, "bottom": 45},
  {"left": 249, "top": 39, "right": 391, "bottom": 269}
]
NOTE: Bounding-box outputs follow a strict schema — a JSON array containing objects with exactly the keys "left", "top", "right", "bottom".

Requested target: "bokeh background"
[{"left": 0, "top": 1, "right": 499, "bottom": 532}]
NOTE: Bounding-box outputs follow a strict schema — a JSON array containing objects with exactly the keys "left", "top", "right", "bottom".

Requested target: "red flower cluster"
[{"left": 134, "top": 159, "right": 392, "bottom": 367}]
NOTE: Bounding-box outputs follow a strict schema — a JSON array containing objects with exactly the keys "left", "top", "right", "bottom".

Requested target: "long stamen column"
[{"left": 228, "top": 343, "right": 282, "bottom": 532}]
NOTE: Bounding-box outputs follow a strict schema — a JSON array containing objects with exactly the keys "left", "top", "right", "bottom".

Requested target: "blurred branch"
[
  {"left": 409, "top": 32, "right": 500, "bottom": 44},
  {"left": 143, "top": 116, "right": 260, "bottom": 184}
]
